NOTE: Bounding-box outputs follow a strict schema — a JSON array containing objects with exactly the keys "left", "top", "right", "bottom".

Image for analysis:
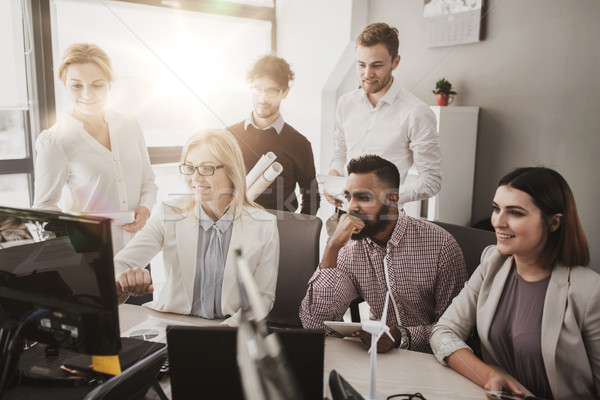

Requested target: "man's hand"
[
  {"left": 120, "top": 206, "right": 150, "bottom": 233},
  {"left": 115, "top": 267, "right": 154, "bottom": 304},
  {"left": 324, "top": 169, "right": 344, "bottom": 207},
  {"left": 320, "top": 213, "right": 365, "bottom": 269},
  {"left": 353, "top": 324, "right": 401, "bottom": 353},
  {"left": 329, "top": 213, "right": 365, "bottom": 249},
  {"left": 323, "top": 188, "right": 343, "bottom": 208}
]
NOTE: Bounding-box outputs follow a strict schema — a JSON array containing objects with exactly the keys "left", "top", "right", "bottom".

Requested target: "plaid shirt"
[{"left": 300, "top": 215, "right": 467, "bottom": 353}]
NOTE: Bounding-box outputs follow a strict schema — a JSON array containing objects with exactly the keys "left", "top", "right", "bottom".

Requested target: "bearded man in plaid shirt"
[{"left": 300, "top": 155, "right": 467, "bottom": 353}]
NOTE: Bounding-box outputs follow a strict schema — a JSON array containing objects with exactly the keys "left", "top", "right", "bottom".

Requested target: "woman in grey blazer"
[
  {"left": 430, "top": 167, "right": 599, "bottom": 400},
  {"left": 114, "top": 129, "right": 279, "bottom": 327}
]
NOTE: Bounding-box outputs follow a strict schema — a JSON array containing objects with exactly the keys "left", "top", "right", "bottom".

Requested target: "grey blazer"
[{"left": 430, "top": 245, "right": 600, "bottom": 400}]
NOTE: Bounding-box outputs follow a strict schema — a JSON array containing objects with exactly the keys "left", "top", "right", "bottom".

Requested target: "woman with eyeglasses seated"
[
  {"left": 430, "top": 167, "right": 599, "bottom": 400},
  {"left": 33, "top": 43, "right": 157, "bottom": 254},
  {"left": 114, "top": 129, "right": 279, "bottom": 326}
]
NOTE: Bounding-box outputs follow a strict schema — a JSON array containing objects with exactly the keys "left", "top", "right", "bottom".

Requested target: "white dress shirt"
[
  {"left": 33, "top": 110, "right": 158, "bottom": 253},
  {"left": 244, "top": 112, "right": 285, "bottom": 134},
  {"left": 329, "top": 78, "right": 442, "bottom": 204}
]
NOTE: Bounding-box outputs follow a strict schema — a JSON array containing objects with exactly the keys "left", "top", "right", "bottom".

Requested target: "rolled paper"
[
  {"left": 246, "top": 152, "right": 277, "bottom": 188},
  {"left": 247, "top": 162, "right": 283, "bottom": 201},
  {"left": 262, "top": 161, "right": 282, "bottom": 182}
]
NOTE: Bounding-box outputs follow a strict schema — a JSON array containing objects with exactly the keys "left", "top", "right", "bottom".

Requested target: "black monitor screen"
[{"left": 0, "top": 206, "right": 120, "bottom": 355}]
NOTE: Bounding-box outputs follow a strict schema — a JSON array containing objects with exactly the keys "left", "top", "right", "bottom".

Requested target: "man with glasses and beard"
[
  {"left": 300, "top": 155, "right": 466, "bottom": 353},
  {"left": 228, "top": 54, "right": 319, "bottom": 215}
]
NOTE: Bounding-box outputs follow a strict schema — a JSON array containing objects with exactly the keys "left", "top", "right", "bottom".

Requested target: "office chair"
[
  {"left": 266, "top": 209, "right": 322, "bottom": 327},
  {"left": 431, "top": 221, "right": 496, "bottom": 278},
  {"left": 83, "top": 347, "right": 168, "bottom": 400},
  {"left": 349, "top": 220, "right": 497, "bottom": 322}
]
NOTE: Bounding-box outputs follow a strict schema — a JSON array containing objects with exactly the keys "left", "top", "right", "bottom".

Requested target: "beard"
[
  {"left": 361, "top": 72, "right": 393, "bottom": 95},
  {"left": 349, "top": 204, "right": 391, "bottom": 241},
  {"left": 253, "top": 101, "right": 280, "bottom": 119}
]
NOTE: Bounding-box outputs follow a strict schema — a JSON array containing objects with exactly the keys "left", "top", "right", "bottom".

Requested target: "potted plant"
[{"left": 432, "top": 78, "right": 457, "bottom": 106}]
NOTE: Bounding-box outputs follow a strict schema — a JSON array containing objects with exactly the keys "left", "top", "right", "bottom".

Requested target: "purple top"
[{"left": 489, "top": 265, "right": 553, "bottom": 399}]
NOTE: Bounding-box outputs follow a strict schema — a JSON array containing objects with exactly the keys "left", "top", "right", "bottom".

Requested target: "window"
[
  {"left": 51, "top": 0, "right": 274, "bottom": 148},
  {"left": 0, "top": 0, "right": 34, "bottom": 207}
]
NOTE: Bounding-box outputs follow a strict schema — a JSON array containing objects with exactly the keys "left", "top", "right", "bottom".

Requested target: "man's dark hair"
[
  {"left": 347, "top": 155, "right": 400, "bottom": 191},
  {"left": 356, "top": 22, "right": 399, "bottom": 60},
  {"left": 247, "top": 53, "right": 294, "bottom": 89}
]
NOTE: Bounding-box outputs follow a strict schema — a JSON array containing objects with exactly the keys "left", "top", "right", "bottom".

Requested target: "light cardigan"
[
  {"left": 430, "top": 245, "right": 600, "bottom": 400},
  {"left": 33, "top": 110, "right": 157, "bottom": 253},
  {"left": 113, "top": 199, "right": 280, "bottom": 327}
]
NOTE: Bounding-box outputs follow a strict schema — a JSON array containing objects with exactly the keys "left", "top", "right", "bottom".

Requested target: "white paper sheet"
[
  {"left": 121, "top": 316, "right": 196, "bottom": 343},
  {"left": 317, "top": 174, "right": 347, "bottom": 203},
  {"left": 80, "top": 210, "right": 135, "bottom": 225}
]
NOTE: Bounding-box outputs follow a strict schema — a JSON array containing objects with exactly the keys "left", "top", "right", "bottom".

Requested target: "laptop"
[{"left": 167, "top": 326, "right": 325, "bottom": 400}]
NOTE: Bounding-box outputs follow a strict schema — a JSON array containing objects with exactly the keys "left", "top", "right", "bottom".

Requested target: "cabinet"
[{"left": 404, "top": 106, "right": 479, "bottom": 226}]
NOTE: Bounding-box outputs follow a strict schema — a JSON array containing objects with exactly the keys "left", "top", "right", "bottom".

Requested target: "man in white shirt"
[{"left": 325, "top": 22, "right": 441, "bottom": 210}]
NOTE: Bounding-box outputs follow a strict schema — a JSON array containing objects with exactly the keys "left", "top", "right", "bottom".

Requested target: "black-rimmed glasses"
[
  {"left": 178, "top": 164, "right": 224, "bottom": 176},
  {"left": 250, "top": 86, "right": 282, "bottom": 98},
  {"left": 387, "top": 393, "right": 427, "bottom": 400}
]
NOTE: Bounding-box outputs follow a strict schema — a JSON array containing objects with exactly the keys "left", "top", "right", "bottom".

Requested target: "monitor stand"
[
  {"left": 16, "top": 343, "right": 91, "bottom": 386},
  {"left": 12, "top": 337, "right": 165, "bottom": 388}
]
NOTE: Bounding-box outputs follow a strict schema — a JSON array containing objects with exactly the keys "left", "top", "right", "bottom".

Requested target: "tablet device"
[{"left": 324, "top": 321, "right": 362, "bottom": 337}]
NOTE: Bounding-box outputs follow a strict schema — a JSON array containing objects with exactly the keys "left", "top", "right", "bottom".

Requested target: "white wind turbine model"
[{"left": 361, "top": 291, "right": 394, "bottom": 400}]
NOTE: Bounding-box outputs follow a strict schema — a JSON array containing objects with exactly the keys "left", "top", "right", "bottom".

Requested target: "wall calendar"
[{"left": 423, "top": 0, "right": 483, "bottom": 48}]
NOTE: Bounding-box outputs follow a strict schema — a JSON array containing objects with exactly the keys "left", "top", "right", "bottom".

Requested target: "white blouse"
[{"left": 33, "top": 110, "right": 158, "bottom": 253}]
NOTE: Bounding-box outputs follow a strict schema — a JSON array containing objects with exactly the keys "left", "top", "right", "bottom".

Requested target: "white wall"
[
  {"left": 276, "top": 0, "right": 363, "bottom": 251},
  {"left": 275, "top": 0, "right": 353, "bottom": 173}
]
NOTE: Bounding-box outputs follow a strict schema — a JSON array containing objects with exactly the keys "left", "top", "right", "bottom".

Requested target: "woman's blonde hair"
[
  {"left": 57, "top": 43, "right": 115, "bottom": 83},
  {"left": 180, "top": 129, "right": 255, "bottom": 217}
]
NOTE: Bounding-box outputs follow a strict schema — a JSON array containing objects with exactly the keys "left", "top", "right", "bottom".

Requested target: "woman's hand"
[
  {"left": 121, "top": 206, "right": 150, "bottom": 233},
  {"left": 446, "top": 348, "right": 524, "bottom": 398},
  {"left": 115, "top": 267, "right": 154, "bottom": 304},
  {"left": 484, "top": 371, "right": 524, "bottom": 398}
]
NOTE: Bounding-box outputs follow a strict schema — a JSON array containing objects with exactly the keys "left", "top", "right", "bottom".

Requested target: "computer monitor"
[{"left": 0, "top": 206, "right": 120, "bottom": 356}]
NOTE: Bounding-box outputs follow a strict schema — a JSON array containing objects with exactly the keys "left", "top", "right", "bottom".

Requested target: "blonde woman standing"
[{"left": 33, "top": 43, "right": 157, "bottom": 253}]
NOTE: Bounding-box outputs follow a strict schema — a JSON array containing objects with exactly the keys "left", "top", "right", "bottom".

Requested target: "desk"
[
  {"left": 119, "top": 305, "right": 490, "bottom": 400},
  {"left": 119, "top": 304, "right": 221, "bottom": 332},
  {"left": 324, "top": 337, "right": 485, "bottom": 399}
]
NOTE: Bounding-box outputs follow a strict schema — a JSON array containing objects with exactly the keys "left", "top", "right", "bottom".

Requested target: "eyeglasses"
[
  {"left": 250, "top": 86, "right": 282, "bottom": 98},
  {"left": 387, "top": 393, "right": 427, "bottom": 400},
  {"left": 178, "top": 164, "right": 224, "bottom": 176}
]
